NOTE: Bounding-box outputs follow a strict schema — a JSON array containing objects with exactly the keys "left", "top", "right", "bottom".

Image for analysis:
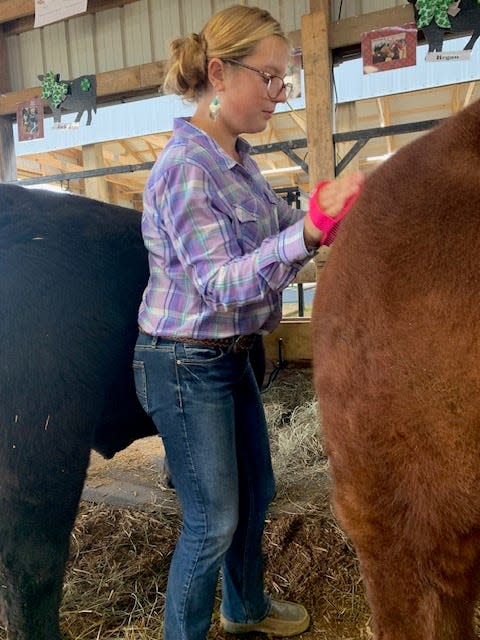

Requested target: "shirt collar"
[{"left": 173, "top": 117, "right": 251, "bottom": 170}]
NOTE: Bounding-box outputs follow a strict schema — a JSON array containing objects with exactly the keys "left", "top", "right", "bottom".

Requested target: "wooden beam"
[
  {"left": 376, "top": 97, "right": 393, "bottom": 155},
  {"left": 0, "top": 60, "right": 169, "bottom": 117},
  {"left": 463, "top": 81, "right": 476, "bottom": 109},
  {"left": 336, "top": 102, "right": 360, "bottom": 173},
  {"left": 17, "top": 152, "right": 81, "bottom": 174},
  {"left": 0, "top": 115, "right": 16, "bottom": 181},
  {"left": 0, "top": 0, "right": 33, "bottom": 23},
  {"left": 82, "top": 143, "right": 109, "bottom": 202},
  {"left": 0, "top": 25, "right": 9, "bottom": 92},
  {"left": 290, "top": 6, "right": 414, "bottom": 53},
  {"left": 0, "top": 23, "right": 15, "bottom": 182},
  {"left": 329, "top": 5, "right": 414, "bottom": 50},
  {"left": 302, "top": 6, "right": 334, "bottom": 184}
]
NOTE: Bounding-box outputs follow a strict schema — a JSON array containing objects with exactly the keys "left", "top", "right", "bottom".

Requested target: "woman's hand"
[{"left": 304, "top": 171, "right": 364, "bottom": 248}]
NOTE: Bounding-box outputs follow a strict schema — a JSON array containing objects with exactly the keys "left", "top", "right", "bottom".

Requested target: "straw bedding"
[{"left": 1, "top": 368, "right": 376, "bottom": 639}]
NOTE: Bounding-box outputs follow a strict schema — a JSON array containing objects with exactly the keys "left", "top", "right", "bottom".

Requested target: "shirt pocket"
[
  {"left": 234, "top": 197, "right": 280, "bottom": 253},
  {"left": 234, "top": 202, "right": 261, "bottom": 252}
]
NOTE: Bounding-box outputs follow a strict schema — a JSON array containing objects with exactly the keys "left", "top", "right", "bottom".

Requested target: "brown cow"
[{"left": 312, "top": 98, "right": 480, "bottom": 639}]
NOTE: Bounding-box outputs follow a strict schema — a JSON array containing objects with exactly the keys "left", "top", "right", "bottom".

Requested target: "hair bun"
[{"left": 190, "top": 33, "right": 207, "bottom": 54}]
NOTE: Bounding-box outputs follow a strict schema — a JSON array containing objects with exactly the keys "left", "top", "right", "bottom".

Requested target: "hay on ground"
[{"left": 0, "top": 368, "right": 373, "bottom": 640}]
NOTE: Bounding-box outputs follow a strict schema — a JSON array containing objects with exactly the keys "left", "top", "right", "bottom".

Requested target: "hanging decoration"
[
  {"left": 34, "top": 0, "right": 88, "bottom": 29},
  {"left": 415, "top": 0, "right": 454, "bottom": 29},
  {"left": 408, "top": 0, "right": 480, "bottom": 59},
  {"left": 17, "top": 98, "right": 44, "bottom": 141},
  {"left": 361, "top": 24, "right": 418, "bottom": 74},
  {"left": 39, "top": 71, "right": 97, "bottom": 127},
  {"left": 284, "top": 48, "right": 302, "bottom": 100},
  {"left": 40, "top": 71, "right": 68, "bottom": 108}
]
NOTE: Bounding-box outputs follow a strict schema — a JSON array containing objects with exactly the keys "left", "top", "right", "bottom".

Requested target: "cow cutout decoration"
[
  {"left": 409, "top": 0, "right": 480, "bottom": 52},
  {"left": 39, "top": 71, "right": 97, "bottom": 125},
  {"left": 312, "top": 97, "right": 480, "bottom": 639}
]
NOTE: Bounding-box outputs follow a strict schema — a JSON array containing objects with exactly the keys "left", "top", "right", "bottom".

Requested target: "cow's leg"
[
  {"left": 0, "top": 447, "right": 90, "bottom": 640},
  {"left": 357, "top": 541, "right": 479, "bottom": 640},
  {"left": 422, "top": 26, "right": 444, "bottom": 52},
  {"left": 52, "top": 107, "right": 62, "bottom": 123},
  {"left": 464, "top": 32, "right": 480, "bottom": 50},
  {"left": 332, "top": 483, "right": 480, "bottom": 640},
  {"left": 1, "top": 524, "right": 66, "bottom": 640}
]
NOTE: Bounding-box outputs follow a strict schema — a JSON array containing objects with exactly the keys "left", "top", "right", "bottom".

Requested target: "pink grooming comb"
[{"left": 308, "top": 180, "right": 360, "bottom": 246}]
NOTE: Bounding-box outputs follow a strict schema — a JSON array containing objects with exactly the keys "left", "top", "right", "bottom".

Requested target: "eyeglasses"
[{"left": 222, "top": 58, "right": 293, "bottom": 101}]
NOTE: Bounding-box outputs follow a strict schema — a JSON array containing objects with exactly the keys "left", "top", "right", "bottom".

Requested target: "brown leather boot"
[{"left": 221, "top": 599, "right": 310, "bottom": 637}]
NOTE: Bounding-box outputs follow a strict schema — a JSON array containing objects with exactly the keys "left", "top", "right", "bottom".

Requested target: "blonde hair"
[{"left": 163, "top": 4, "right": 289, "bottom": 101}]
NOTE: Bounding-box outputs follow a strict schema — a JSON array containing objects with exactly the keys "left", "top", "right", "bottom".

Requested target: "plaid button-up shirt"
[{"left": 138, "top": 117, "right": 313, "bottom": 338}]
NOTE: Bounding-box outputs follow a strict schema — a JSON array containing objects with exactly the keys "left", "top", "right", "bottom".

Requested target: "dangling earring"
[{"left": 209, "top": 95, "right": 221, "bottom": 120}]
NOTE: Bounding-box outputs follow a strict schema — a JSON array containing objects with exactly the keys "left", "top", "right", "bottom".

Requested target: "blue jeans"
[{"left": 133, "top": 333, "right": 276, "bottom": 640}]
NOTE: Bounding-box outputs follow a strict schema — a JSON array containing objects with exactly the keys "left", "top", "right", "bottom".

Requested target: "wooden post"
[
  {"left": 0, "top": 25, "right": 17, "bottom": 182},
  {"left": 302, "top": 2, "right": 334, "bottom": 278},
  {"left": 301, "top": 2, "right": 334, "bottom": 186},
  {"left": 336, "top": 102, "right": 359, "bottom": 174},
  {"left": 82, "top": 143, "right": 110, "bottom": 202},
  {"left": 0, "top": 26, "right": 9, "bottom": 93}
]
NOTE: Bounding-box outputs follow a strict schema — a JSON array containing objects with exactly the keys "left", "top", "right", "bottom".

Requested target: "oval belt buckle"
[{"left": 233, "top": 335, "right": 254, "bottom": 353}]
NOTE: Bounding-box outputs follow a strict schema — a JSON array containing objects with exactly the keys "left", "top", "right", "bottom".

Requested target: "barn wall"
[
  {"left": 330, "top": 0, "right": 407, "bottom": 20},
  {"left": 6, "top": 0, "right": 405, "bottom": 92},
  {"left": 6, "top": 0, "right": 309, "bottom": 91}
]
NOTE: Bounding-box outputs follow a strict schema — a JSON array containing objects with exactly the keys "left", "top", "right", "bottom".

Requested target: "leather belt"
[{"left": 139, "top": 328, "right": 257, "bottom": 353}]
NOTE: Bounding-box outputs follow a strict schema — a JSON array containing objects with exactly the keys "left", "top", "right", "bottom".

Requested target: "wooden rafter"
[{"left": 376, "top": 97, "right": 393, "bottom": 155}]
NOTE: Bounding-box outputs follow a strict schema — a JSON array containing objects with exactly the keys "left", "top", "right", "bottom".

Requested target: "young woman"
[{"left": 133, "top": 5, "right": 363, "bottom": 639}]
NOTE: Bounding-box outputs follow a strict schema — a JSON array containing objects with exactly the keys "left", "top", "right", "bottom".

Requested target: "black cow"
[
  {"left": 0, "top": 184, "right": 156, "bottom": 640},
  {"left": 408, "top": 0, "right": 480, "bottom": 52},
  {"left": 38, "top": 73, "right": 97, "bottom": 125}
]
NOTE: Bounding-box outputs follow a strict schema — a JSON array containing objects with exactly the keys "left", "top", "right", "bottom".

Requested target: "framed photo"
[
  {"left": 17, "top": 98, "right": 44, "bottom": 141},
  {"left": 362, "top": 23, "right": 417, "bottom": 74},
  {"left": 285, "top": 47, "right": 302, "bottom": 99}
]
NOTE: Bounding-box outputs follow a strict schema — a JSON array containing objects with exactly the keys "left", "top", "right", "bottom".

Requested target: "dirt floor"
[{"left": 83, "top": 435, "right": 171, "bottom": 509}]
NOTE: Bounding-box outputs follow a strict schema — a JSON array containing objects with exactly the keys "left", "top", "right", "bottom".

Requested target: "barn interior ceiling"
[
  {"left": 2, "top": 1, "right": 479, "bottom": 208},
  {"left": 15, "top": 79, "right": 480, "bottom": 208}
]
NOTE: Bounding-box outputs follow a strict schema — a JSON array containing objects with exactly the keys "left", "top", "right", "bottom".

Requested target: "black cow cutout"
[
  {"left": 409, "top": 0, "right": 480, "bottom": 52},
  {"left": 38, "top": 73, "right": 97, "bottom": 125}
]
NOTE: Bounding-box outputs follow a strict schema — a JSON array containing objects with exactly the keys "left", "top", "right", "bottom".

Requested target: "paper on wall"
[{"left": 34, "top": 0, "right": 88, "bottom": 28}]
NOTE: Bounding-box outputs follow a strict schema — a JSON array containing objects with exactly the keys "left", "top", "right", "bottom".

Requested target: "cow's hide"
[
  {"left": 0, "top": 185, "right": 155, "bottom": 639},
  {"left": 312, "top": 99, "right": 480, "bottom": 639}
]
